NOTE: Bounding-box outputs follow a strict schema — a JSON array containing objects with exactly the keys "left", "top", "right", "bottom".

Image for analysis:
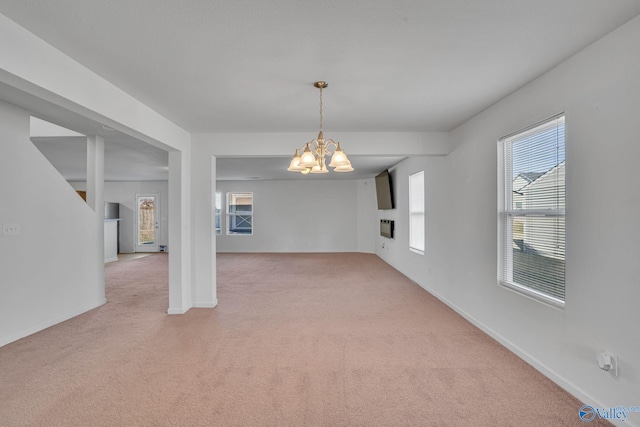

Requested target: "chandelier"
[{"left": 287, "top": 81, "right": 353, "bottom": 174}]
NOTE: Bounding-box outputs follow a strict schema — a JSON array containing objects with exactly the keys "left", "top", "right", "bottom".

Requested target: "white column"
[
  {"left": 86, "top": 135, "right": 105, "bottom": 300},
  {"left": 167, "top": 150, "right": 192, "bottom": 314},
  {"left": 190, "top": 149, "right": 217, "bottom": 308}
]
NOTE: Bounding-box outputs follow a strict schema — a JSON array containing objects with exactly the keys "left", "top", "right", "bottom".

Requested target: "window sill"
[{"left": 499, "top": 280, "right": 565, "bottom": 310}]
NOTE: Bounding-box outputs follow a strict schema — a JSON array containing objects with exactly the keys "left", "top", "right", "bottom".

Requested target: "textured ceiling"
[{"left": 2, "top": 0, "right": 640, "bottom": 179}]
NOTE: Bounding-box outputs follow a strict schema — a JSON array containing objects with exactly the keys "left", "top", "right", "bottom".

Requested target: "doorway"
[{"left": 135, "top": 193, "right": 160, "bottom": 252}]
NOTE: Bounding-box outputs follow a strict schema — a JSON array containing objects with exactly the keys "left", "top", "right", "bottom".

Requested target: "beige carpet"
[
  {"left": 0, "top": 252, "right": 607, "bottom": 426},
  {"left": 115, "top": 252, "right": 152, "bottom": 262}
]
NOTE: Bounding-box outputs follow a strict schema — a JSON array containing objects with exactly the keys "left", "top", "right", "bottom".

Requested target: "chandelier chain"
[{"left": 319, "top": 85, "right": 323, "bottom": 133}]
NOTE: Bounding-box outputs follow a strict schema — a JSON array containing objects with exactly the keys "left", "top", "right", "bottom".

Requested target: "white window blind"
[
  {"left": 409, "top": 171, "right": 425, "bottom": 254},
  {"left": 498, "top": 114, "right": 565, "bottom": 307}
]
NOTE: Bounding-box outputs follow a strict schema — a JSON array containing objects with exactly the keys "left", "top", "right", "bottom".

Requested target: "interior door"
[{"left": 135, "top": 193, "right": 159, "bottom": 252}]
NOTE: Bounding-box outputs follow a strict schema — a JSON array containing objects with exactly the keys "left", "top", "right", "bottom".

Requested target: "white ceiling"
[{"left": 2, "top": 0, "right": 640, "bottom": 180}]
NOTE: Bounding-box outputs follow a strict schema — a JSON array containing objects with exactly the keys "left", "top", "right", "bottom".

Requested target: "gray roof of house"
[{"left": 518, "top": 172, "right": 545, "bottom": 183}]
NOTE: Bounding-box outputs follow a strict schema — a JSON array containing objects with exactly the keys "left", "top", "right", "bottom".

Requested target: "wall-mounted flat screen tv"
[{"left": 375, "top": 169, "right": 394, "bottom": 210}]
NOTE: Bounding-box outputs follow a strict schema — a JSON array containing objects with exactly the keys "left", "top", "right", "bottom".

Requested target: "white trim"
[
  {"left": 499, "top": 280, "right": 565, "bottom": 310},
  {"left": 424, "top": 285, "right": 606, "bottom": 425},
  {"left": 500, "top": 113, "right": 565, "bottom": 142},
  {"left": 167, "top": 306, "right": 191, "bottom": 315},
  {"left": 193, "top": 299, "right": 218, "bottom": 309},
  {"left": 379, "top": 254, "right": 613, "bottom": 424}
]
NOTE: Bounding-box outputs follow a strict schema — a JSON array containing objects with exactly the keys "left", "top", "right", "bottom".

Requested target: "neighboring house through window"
[
  {"left": 498, "top": 114, "right": 566, "bottom": 307},
  {"left": 227, "top": 192, "right": 253, "bottom": 235}
]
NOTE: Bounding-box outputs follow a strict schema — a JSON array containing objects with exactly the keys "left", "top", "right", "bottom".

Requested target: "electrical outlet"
[
  {"left": 2, "top": 224, "right": 20, "bottom": 236},
  {"left": 597, "top": 352, "right": 619, "bottom": 376}
]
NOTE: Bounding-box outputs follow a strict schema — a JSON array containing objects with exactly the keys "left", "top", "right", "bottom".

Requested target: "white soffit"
[{"left": 30, "top": 116, "right": 84, "bottom": 137}]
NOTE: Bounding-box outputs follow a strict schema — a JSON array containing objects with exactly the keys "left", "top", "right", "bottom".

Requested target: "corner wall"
[{"left": 0, "top": 101, "right": 104, "bottom": 347}]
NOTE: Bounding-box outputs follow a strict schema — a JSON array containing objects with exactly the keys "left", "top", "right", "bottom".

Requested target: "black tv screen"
[{"left": 375, "top": 169, "right": 394, "bottom": 210}]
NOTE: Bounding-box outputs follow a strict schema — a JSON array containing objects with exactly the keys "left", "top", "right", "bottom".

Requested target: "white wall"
[
  {"left": 377, "top": 16, "right": 640, "bottom": 424},
  {"left": 70, "top": 181, "right": 169, "bottom": 253},
  {"left": 376, "top": 156, "right": 450, "bottom": 294},
  {"left": 356, "top": 178, "right": 378, "bottom": 253},
  {"left": 216, "top": 179, "right": 375, "bottom": 253},
  {"left": 0, "top": 101, "right": 105, "bottom": 347}
]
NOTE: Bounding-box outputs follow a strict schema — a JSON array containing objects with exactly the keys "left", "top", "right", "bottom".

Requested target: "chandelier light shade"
[{"left": 287, "top": 81, "right": 353, "bottom": 174}]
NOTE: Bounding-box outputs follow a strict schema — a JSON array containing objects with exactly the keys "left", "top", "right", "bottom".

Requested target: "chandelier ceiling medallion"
[{"left": 287, "top": 81, "right": 353, "bottom": 174}]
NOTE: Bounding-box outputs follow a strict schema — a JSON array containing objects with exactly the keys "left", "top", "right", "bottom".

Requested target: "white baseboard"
[
  {"left": 193, "top": 299, "right": 218, "bottom": 309},
  {"left": 167, "top": 305, "right": 191, "bottom": 315},
  {"left": 376, "top": 255, "right": 634, "bottom": 427},
  {"left": 167, "top": 299, "right": 218, "bottom": 314},
  {"left": 410, "top": 278, "right": 635, "bottom": 426}
]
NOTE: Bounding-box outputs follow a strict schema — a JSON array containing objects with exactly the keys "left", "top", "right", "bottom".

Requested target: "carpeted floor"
[{"left": 0, "top": 252, "right": 607, "bottom": 426}]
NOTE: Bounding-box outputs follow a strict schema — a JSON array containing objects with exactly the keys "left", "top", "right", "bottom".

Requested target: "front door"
[{"left": 135, "top": 193, "right": 159, "bottom": 252}]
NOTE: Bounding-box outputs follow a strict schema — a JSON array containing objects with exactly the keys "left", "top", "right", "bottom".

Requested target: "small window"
[
  {"left": 498, "top": 114, "right": 565, "bottom": 307},
  {"left": 214, "top": 192, "right": 222, "bottom": 235},
  {"left": 409, "top": 171, "right": 425, "bottom": 254},
  {"left": 227, "top": 192, "right": 253, "bottom": 235}
]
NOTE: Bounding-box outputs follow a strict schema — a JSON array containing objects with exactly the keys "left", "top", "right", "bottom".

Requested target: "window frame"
[
  {"left": 498, "top": 114, "right": 566, "bottom": 308},
  {"left": 226, "top": 192, "right": 253, "bottom": 236},
  {"left": 409, "top": 171, "right": 425, "bottom": 255},
  {"left": 214, "top": 192, "right": 222, "bottom": 235}
]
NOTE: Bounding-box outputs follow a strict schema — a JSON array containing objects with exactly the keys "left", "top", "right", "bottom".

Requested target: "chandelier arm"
[
  {"left": 324, "top": 139, "right": 338, "bottom": 147},
  {"left": 323, "top": 139, "right": 340, "bottom": 155},
  {"left": 297, "top": 141, "right": 339, "bottom": 156},
  {"left": 298, "top": 140, "right": 318, "bottom": 151},
  {"left": 298, "top": 139, "right": 342, "bottom": 156}
]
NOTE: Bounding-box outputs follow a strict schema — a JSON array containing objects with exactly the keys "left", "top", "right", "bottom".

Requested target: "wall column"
[
  {"left": 190, "top": 148, "right": 217, "bottom": 308},
  {"left": 167, "top": 150, "right": 192, "bottom": 314},
  {"left": 86, "top": 135, "right": 105, "bottom": 301}
]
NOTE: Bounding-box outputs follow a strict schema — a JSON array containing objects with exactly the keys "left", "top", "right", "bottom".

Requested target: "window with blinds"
[
  {"left": 498, "top": 114, "right": 565, "bottom": 307},
  {"left": 227, "top": 192, "right": 253, "bottom": 235},
  {"left": 409, "top": 171, "right": 425, "bottom": 254},
  {"left": 215, "top": 192, "right": 222, "bottom": 235}
]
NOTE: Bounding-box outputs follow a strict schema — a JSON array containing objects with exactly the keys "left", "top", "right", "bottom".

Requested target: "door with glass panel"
[{"left": 135, "top": 193, "right": 159, "bottom": 252}]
